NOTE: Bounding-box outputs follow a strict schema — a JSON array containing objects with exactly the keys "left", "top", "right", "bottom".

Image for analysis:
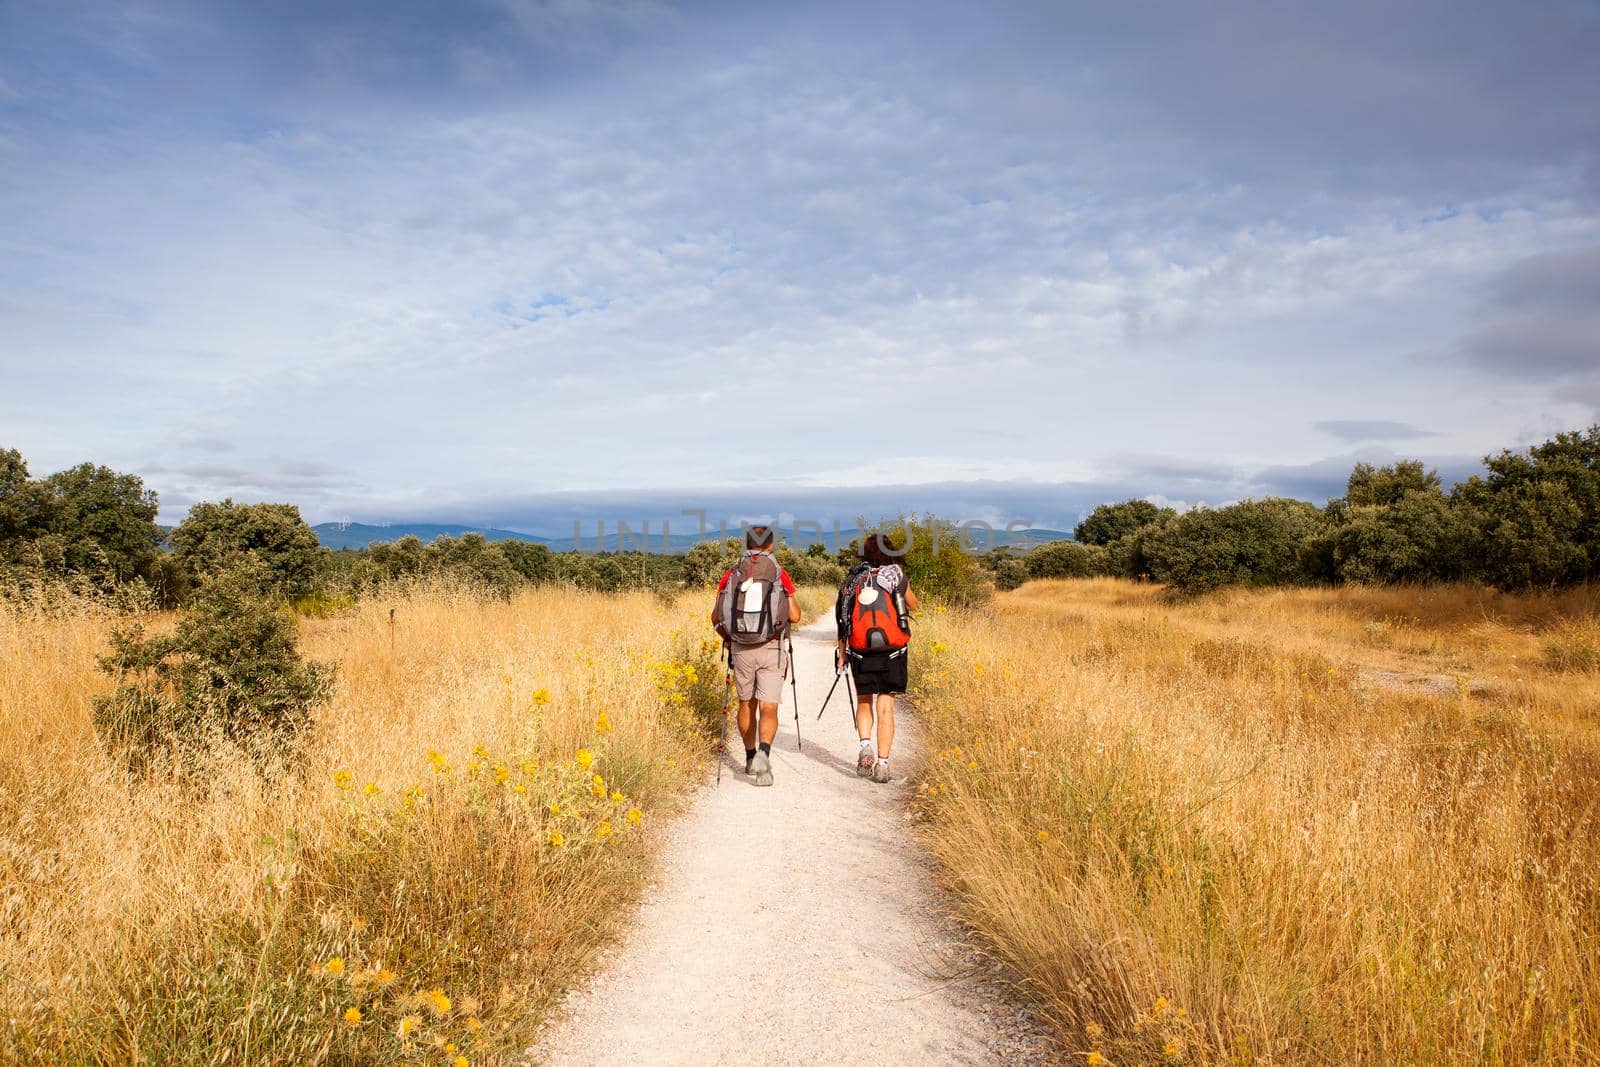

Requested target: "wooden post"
[{"left": 389, "top": 607, "right": 396, "bottom": 654}]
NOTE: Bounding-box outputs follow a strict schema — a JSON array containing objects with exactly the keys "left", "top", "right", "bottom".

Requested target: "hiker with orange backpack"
[
  {"left": 710, "top": 525, "right": 801, "bottom": 787},
  {"left": 835, "top": 536, "right": 918, "bottom": 784}
]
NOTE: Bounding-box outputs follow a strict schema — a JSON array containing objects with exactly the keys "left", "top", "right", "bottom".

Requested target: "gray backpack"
[{"left": 714, "top": 552, "right": 789, "bottom": 645}]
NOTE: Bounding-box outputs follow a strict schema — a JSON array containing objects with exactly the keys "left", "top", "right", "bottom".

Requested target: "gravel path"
[{"left": 526, "top": 616, "right": 1054, "bottom": 1067}]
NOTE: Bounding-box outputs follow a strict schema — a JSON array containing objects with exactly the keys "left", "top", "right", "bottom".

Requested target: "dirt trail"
[{"left": 528, "top": 616, "right": 1050, "bottom": 1066}]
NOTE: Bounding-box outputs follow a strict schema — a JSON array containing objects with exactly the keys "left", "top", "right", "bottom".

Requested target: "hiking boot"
[
  {"left": 751, "top": 750, "right": 774, "bottom": 787},
  {"left": 856, "top": 745, "right": 875, "bottom": 777},
  {"left": 871, "top": 760, "right": 891, "bottom": 784}
]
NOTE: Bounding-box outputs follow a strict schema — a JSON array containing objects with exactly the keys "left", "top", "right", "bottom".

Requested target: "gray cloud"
[
  {"left": 1314, "top": 420, "right": 1440, "bottom": 443},
  {"left": 1441, "top": 244, "right": 1600, "bottom": 386},
  {"left": 1, "top": 1, "right": 1595, "bottom": 523}
]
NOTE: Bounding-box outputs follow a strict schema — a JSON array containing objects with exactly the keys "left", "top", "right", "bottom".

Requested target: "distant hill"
[
  {"left": 316, "top": 521, "right": 1074, "bottom": 554},
  {"left": 313, "top": 522, "right": 551, "bottom": 551}
]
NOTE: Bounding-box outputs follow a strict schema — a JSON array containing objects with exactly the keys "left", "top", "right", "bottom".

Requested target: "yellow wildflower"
[
  {"left": 549, "top": 801, "right": 562, "bottom": 815},
  {"left": 351, "top": 916, "right": 369, "bottom": 932},
  {"left": 532, "top": 688, "right": 552, "bottom": 706},
  {"left": 374, "top": 968, "right": 397, "bottom": 985},
  {"left": 398, "top": 1013, "right": 422, "bottom": 1037},
  {"left": 445, "top": 1043, "right": 458, "bottom": 1055},
  {"left": 626, "top": 807, "right": 643, "bottom": 825},
  {"left": 591, "top": 782, "right": 607, "bottom": 799},
  {"left": 595, "top": 820, "right": 613, "bottom": 841},
  {"left": 966, "top": 760, "right": 977, "bottom": 770},
  {"left": 423, "top": 987, "right": 451, "bottom": 1015},
  {"left": 332, "top": 769, "right": 353, "bottom": 790},
  {"left": 549, "top": 829, "right": 566, "bottom": 847},
  {"left": 454, "top": 1058, "right": 469, "bottom": 1067},
  {"left": 611, "top": 791, "right": 624, "bottom": 803},
  {"left": 428, "top": 749, "right": 450, "bottom": 774},
  {"left": 493, "top": 763, "right": 510, "bottom": 784},
  {"left": 363, "top": 782, "right": 381, "bottom": 797},
  {"left": 1036, "top": 829, "right": 1050, "bottom": 842},
  {"left": 595, "top": 711, "right": 613, "bottom": 734},
  {"left": 575, "top": 748, "right": 594, "bottom": 770},
  {"left": 1163, "top": 1039, "right": 1182, "bottom": 1060},
  {"left": 471, "top": 742, "right": 489, "bottom": 759},
  {"left": 466, "top": 1016, "right": 482, "bottom": 1031},
  {"left": 514, "top": 784, "right": 527, "bottom": 794},
  {"left": 1153, "top": 996, "right": 1169, "bottom": 1016},
  {"left": 1086, "top": 1053, "right": 1107, "bottom": 1067},
  {"left": 324, "top": 957, "right": 345, "bottom": 977},
  {"left": 343, "top": 1006, "right": 362, "bottom": 1026},
  {"left": 592, "top": 773, "right": 605, "bottom": 788}
]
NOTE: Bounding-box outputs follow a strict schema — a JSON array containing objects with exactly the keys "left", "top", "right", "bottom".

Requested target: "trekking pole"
[
  {"left": 716, "top": 643, "right": 733, "bottom": 786},
  {"left": 787, "top": 633, "right": 802, "bottom": 751},
  {"left": 816, "top": 652, "right": 848, "bottom": 721}
]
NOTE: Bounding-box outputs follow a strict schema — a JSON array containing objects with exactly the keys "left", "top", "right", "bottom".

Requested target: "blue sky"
[{"left": 2, "top": 0, "right": 1597, "bottom": 533}]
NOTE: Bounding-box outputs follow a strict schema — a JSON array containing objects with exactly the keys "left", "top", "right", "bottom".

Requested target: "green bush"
[
  {"left": 979, "top": 548, "right": 1030, "bottom": 591},
  {"left": 171, "top": 499, "right": 323, "bottom": 599},
  {"left": 1345, "top": 459, "right": 1440, "bottom": 506},
  {"left": 682, "top": 538, "right": 740, "bottom": 588},
  {"left": 1074, "top": 499, "right": 1176, "bottom": 546},
  {"left": 1331, "top": 491, "right": 1472, "bottom": 584},
  {"left": 1, "top": 448, "right": 162, "bottom": 590},
  {"left": 93, "top": 567, "right": 335, "bottom": 769},
  {"left": 1025, "top": 540, "right": 1109, "bottom": 580},
  {"left": 1452, "top": 428, "right": 1599, "bottom": 588},
  {"left": 1143, "top": 498, "right": 1326, "bottom": 595}
]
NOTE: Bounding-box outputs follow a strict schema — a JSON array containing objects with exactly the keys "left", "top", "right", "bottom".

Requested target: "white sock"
[
  {"left": 876, "top": 756, "right": 889, "bottom": 765},
  {"left": 859, "top": 738, "right": 873, "bottom": 750}
]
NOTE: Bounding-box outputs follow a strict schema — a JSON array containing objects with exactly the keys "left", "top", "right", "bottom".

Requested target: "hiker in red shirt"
[{"left": 710, "top": 525, "right": 800, "bottom": 786}]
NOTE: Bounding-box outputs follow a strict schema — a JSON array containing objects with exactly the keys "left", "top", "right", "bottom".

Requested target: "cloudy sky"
[{"left": 2, "top": 0, "right": 1597, "bottom": 533}]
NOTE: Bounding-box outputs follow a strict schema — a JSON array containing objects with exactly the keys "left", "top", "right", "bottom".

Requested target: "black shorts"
[{"left": 850, "top": 649, "right": 908, "bottom": 695}]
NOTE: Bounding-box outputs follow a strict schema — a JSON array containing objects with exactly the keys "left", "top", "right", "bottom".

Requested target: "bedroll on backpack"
[
  {"left": 845, "top": 568, "right": 910, "bottom": 654},
  {"left": 715, "top": 552, "right": 790, "bottom": 646}
]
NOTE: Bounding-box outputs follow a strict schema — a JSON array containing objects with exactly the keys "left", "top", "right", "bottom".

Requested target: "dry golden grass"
[
  {"left": 910, "top": 579, "right": 1600, "bottom": 1065},
  {"left": 0, "top": 581, "right": 723, "bottom": 1063}
]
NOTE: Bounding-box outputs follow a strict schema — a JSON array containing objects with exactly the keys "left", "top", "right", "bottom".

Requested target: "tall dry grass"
[
  {"left": 0, "top": 581, "right": 723, "bottom": 1063},
  {"left": 911, "top": 579, "right": 1600, "bottom": 1064}
]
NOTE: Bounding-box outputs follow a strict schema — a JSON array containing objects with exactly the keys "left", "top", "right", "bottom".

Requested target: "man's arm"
[{"left": 781, "top": 570, "right": 801, "bottom": 623}]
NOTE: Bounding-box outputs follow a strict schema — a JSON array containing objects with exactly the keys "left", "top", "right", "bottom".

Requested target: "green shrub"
[
  {"left": 1345, "top": 459, "right": 1441, "bottom": 506},
  {"left": 93, "top": 567, "right": 335, "bottom": 769},
  {"left": 1025, "top": 540, "right": 1108, "bottom": 580},
  {"left": 171, "top": 499, "right": 323, "bottom": 599},
  {"left": 1451, "top": 427, "right": 1599, "bottom": 589},
  {"left": 1331, "top": 491, "right": 1473, "bottom": 584},
  {"left": 1074, "top": 499, "right": 1176, "bottom": 546},
  {"left": 980, "top": 548, "right": 1030, "bottom": 591},
  {"left": 682, "top": 538, "right": 740, "bottom": 588},
  {"left": 1143, "top": 498, "right": 1326, "bottom": 595},
  {"left": 0, "top": 449, "right": 162, "bottom": 590}
]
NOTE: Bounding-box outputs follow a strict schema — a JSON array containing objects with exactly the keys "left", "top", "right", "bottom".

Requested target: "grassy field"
[
  {"left": 0, "top": 583, "right": 723, "bottom": 1063},
  {"left": 911, "top": 579, "right": 1600, "bottom": 1065}
]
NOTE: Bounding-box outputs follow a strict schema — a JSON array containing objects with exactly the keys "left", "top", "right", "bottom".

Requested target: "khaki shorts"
[{"left": 730, "top": 640, "right": 788, "bottom": 703}]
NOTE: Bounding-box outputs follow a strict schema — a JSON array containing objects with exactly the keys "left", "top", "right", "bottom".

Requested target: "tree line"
[
  {"left": 6, "top": 423, "right": 1597, "bottom": 607},
  {"left": 984, "top": 425, "right": 1600, "bottom": 595}
]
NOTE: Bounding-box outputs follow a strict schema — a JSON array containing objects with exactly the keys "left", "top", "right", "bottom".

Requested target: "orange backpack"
[{"left": 843, "top": 566, "right": 911, "bottom": 654}]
